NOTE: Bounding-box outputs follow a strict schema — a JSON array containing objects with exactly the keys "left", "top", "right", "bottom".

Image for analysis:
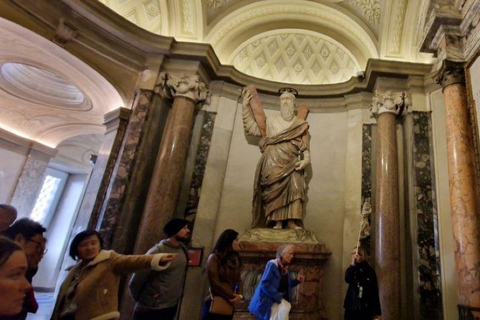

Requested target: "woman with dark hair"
[
  {"left": 51, "top": 230, "right": 176, "bottom": 320},
  {"left": 0, "top": 236, "right": 31, "bottom": 317},
  {"left": 202, "top": 229, "right": 243, "bottom": 320}
]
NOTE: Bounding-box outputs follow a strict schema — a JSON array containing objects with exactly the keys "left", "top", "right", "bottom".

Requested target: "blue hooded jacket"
[{"left": 248, "top": 259, "right": 299, "bottom": 320}]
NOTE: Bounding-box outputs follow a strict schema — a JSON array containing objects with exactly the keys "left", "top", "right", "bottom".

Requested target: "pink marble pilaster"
[
  {"left": 371, "top": 91, "right": 404, "bottom": 320},
  {"left": 437, "top": 63, "right": 480, "bottom": 316},
  {"left": 134, "top": 73, "right": 210, "bottom": 254}
]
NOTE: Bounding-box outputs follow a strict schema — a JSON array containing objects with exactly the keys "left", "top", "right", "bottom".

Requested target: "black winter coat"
[{"left": 343, "top": 261, "right": 381, "bottom": 317}]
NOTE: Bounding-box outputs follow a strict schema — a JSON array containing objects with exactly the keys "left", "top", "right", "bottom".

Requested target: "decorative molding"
[
  {"left": 0, "top": 63, "right": 91, "bottom": 110},
  {"left": 157, "top": 72, "right": 211, "bottom": 106},
  {"left": 207, "top": 1, "right": 378, "bottom": 62},
  {"left": 101, "top": 0, "right": 163, "bottom": 34},
  {"left": 207, "top": 0, "right": 229, "bottom": 10},
  {"left": 181, "top": 0, "right": 194, "bottom": 34},
  {"left": 370, "top": 90, "right": 411, "bottom": 117},
  {"left": 231, "top": 31, "right": 360, "bottom": 85},
  {"left": 53, "top": 17, "right": 78, "bottom": 47},
  {"left": 346, "top": 0, "right": 380, "bottom": 26},
  {"left": 388, "top": 0, "right": 408, "bottom": 55}
]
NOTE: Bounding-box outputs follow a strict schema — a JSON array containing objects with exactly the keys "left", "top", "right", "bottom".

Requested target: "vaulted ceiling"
[
  {"left": 100, "top": 0, "right": 434, "bottom": 85},
  {"left": 0, "top": 0, "right": 435, "bottom": 156}
]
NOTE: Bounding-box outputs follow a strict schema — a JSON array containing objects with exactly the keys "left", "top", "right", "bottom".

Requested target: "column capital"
[
  {"left": 156, "top": 72, "right": 211, "bottom": 106},
  {"left": 435, "top": 60, "right": 466, "bottom": 89},
  {"left": 370, "top": 91, "right": 411, "bottom": 118}
]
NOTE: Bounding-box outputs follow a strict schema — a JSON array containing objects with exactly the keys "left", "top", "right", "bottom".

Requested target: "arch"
[{"left": 206, "top": 0, "right": 378, "bottom": 67}]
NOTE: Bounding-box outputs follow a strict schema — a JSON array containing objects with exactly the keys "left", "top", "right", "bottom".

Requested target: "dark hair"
[
  {"left": 3, "top": 218, "right": 46, "bottom": 240},
  {"left": 213, "top": 229, "right": 239, "bottom": 261},
  {"left": 69, "top": 230, "right": 103, "bottom": 260},
  {"left": 0, "top": 236, "right": 22, "bottom": 268}
]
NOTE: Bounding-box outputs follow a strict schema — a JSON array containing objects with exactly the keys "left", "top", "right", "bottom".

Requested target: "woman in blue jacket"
[{"left": 248, "top": 244, "right": 304, "bottom": 320}]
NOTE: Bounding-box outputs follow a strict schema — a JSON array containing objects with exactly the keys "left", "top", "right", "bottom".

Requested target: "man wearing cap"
[{"left": 129, "top": 218, "right": 190, "bottom": 320}]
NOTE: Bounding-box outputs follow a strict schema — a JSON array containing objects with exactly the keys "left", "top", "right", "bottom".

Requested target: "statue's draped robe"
[{"left": 252, "top": 118, "right": 309, "bottom": 227}]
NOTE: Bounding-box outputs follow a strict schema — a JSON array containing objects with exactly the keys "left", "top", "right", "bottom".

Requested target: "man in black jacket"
[
  {"left": 344, "top": 246, "right": 381, "bottom": 320},
  {"left": 129, "top": 218, "right": 190, "bottom": 320}
]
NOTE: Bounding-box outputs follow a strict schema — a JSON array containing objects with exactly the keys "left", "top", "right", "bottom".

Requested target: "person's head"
[
  {"left": 279, "top": 91, "right": 296, "bottom": 121},
  {"left": 213, "top": 229, "right": 239, "bottom": 257},
  {"left": 69, "top": 230, "right": 103, "bottom": 261},
  {"left": 3, "top": 218, "right": 46, "bottom": 270},
  {"left": 352, "top": 246, "right": 367, "bottom": 264},
  {"left": 163, "top": 219, "right": 191, "bottom": 242},
  {"left": 0, "top": 236, "right": 31, "bottom": 316},
  {"left": 276, "top": 244, "right": 295, "bottom": 266},
  {"left": 0, "top": 204, "right": 17, "bottom": 232}
]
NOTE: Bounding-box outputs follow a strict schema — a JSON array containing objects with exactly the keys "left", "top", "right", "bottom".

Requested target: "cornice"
[
  {"left": 420, "top": 6, "right": 463, "bottom": 54},
  {"left": 1, "top": 0, "right": 434, "bottom": 100}
]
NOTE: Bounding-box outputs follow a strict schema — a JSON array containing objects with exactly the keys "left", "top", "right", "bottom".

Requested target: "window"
[{"left": 30, "top": 168, "right": 68, "bottom": 227}]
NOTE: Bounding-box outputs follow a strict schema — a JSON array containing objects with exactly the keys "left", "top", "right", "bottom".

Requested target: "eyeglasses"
[{"left": 28, "top": 239, "right": 48, "bottom": 255}]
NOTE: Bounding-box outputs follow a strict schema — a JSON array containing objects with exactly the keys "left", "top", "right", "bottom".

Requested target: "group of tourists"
[{"left": 0, "top": 203, "right": 381, "bottom": 320}]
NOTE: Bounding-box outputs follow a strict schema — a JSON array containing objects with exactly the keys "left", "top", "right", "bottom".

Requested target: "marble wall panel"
[
  {"left": 360, "top": 124, "right": 373, "bottom": 251},
  {"left": 98, "top": 91, "right": 157, "bottom": 249},
  {"left": 184, "top": 111, "right": 216, "bottom": 221},
  {"left": 412, "top": 111, "right": 443, "bottom": 320}
]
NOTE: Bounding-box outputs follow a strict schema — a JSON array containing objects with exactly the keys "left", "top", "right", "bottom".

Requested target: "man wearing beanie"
[{"left": 129, "top": 218, "right": 190, "bottom": 320}]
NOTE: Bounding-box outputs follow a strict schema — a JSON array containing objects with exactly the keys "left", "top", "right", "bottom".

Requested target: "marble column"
[
  {"left": 371, "top": 91, "right": 407, "bottom": 320},
  {"left": 436, "top": 61, "right": 480, "bottom": 318},
  {"left": 133, "top": 73, "right": 210, "bottom": 254}
]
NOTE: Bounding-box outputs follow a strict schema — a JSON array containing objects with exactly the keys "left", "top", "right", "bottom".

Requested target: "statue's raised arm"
[{"left": 242, "top": 85, "right": 267, "bottom": 137}]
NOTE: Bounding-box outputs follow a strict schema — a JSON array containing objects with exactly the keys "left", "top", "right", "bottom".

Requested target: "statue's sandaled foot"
[
  {"left": 273, "top": 221, "right": 283, "bottom": 229},
  {"left": 287, "top": 220, "right": 303, "bottom": 230}
]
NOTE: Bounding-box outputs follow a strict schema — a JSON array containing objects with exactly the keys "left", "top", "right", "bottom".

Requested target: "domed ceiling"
[
  {"left": 99, "top": 0, "right": 433, "bottom": 85},
  {"left": 0, "top": 17, "right": 124, "bottom": 148}
]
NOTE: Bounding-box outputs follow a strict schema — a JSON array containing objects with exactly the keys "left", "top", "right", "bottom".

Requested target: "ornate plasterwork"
[
  {"left": 0, "top": 17, "right": 123, "bottom": 147},
  {"left": 207, "top": 0, "right": 229, "bottom": 9},
  {"left": 100, "top": 0, "right": 163, "bottom": 34},
  {"left": 207, "top": 1, "right": 378, "bottom": 64},
  {"left": 370, "top": 91, "right": 411, "bottom": 117},
  {"left": 0, "top": 63, "right": 91, "bottom": 110},
  {"left": 231, "top": 31, "right": 360, "bottom": 85},
  {"left": 181, "top": 0, "right": 194, "bottom": 34},
  {"left": 388, "top": 0, "right": 408, "bottom": 55},
  {"left": 345, "top": 0, "right": 380, "bottom": 26}
]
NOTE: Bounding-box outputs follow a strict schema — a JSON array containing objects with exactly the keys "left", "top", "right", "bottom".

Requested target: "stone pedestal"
[{"left": 234, "top": 229, "right": 331, "bottom": 320}]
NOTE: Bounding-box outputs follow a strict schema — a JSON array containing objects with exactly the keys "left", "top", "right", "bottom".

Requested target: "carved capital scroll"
[
  {"left": 156, "top": 72, "right": 211, "bottom": 107},
  {"left": 370, "top": 91, "right": 411, "bottom": 118}
]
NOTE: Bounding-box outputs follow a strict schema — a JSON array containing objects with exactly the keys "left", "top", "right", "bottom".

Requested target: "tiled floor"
[{"left": 26, "top": 292, "right": 55, "bottom": 320}]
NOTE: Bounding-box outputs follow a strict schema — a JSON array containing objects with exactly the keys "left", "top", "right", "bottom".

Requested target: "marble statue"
[
  {"left": 242, "top": 86, "right": 310, "bottom": 230},
  {"left": 359, "top": 200, "right": 372, "bottom": 240}
]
